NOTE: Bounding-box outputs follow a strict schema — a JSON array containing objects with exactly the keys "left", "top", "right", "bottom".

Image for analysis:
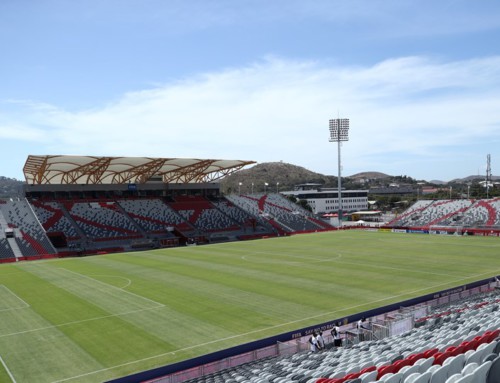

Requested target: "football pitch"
[{"left": 0, "top": 230, "right": 499, "bottom": 383}]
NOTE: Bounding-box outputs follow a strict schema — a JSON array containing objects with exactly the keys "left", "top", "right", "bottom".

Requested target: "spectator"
[
  {"left": 316, "top": 331, "right": 325, "bottom": 350},
  {"left": 331, "top": 322, "right": 342, "bottom": 347},
  {"left": 309, "top": 331, "right": 319, "bottom": 352},
  {"left": 357, "top": 317, "right": 368, "bottom": 342}
]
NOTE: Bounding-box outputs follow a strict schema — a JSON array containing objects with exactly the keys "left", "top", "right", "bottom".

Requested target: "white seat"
[
  {"left": 380, "top": 373, "right": 395, "bottom": 381},
  {"left": 430, "top": 363, "right": 450, "bottom": 383},
  {"left": 444, "top": 373, "right": 462, "bottom": 383},
  {"left": 328, "top": 369, "right": 345, "bottom": 378},
  {"left": 465, "top": 348, "right": 484, "bottom": 365},
  {"left": 360, "top": 370, "right": 378, "bottom": 383},
  {"left": 417, "top": 358, "right": 435, "bottom": 373},
  {"left": 472, "top": 360, "right": 492, "bottom": 383},
  {"left": 404, "top": 373, "right": 422, "bottom": 383},
  {"left": 460, "top": 362, "right": 478, "bottom": 376},
  {"left": 443, "top": 354, "right": 465, "bottom": 377},
  {"left": 479, "top": 343, "right": 497, "bottom": 362},
  {"left": 404, "top": 371, "right": 432, "bottom": 383},
  {"left": 402, "top": 365, "right": 421, "bottom": 380},
  {"left": 383, "top": 373, "right": 404, "bottom": 383},
  {"left": 453, "top": 374, "right": 474, "bottom": 383}
]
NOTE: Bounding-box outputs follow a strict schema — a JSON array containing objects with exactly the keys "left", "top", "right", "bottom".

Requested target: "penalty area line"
[
  {"left": 50, "top": 269, "right": 500, "bottom": 383},
  {"left": 0, "top": 354, "right": 17, "bottom": 383}
]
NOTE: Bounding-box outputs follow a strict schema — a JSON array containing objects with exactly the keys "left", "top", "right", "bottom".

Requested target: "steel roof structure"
[{"left": 23, "top": 155, "right": 256, "bottom": 185}]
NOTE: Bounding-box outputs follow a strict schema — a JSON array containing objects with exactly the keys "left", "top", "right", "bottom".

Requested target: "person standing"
[
  {"left": 309, "top": 331, "right": 319, "bottom": 352},
  {"left": 316, "top": 331, "right": 325, "bottom": 350},
  {"left": 331, "top": 322, "right": 342, "bottom": 347},
  {"left": 357, "top": 318, "right": 368, "bottom": 342}
]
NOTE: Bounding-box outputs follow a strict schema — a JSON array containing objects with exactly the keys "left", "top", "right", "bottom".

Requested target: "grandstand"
[
  {"left": 387, "top": 198, "right": 500, "bottom": 235},
  {"left": 0, "top": 155, "right": 336, "bottom": 262}
]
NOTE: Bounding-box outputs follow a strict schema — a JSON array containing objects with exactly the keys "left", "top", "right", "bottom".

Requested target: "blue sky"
[{"left": 1, "top": 0, "right": 500, "bottom": 182}]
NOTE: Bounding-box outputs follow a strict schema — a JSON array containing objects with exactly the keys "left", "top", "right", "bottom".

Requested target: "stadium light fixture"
[{"left": 329, "top": 118, "right": 349, "bottom": 226}]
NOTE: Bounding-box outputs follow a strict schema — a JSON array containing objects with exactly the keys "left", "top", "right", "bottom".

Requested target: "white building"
[{"left": 282, "top": 184, "right": 369, "bottom": 215}]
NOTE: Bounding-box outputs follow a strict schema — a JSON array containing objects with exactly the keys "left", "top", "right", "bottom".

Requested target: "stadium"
[{"left": 0, "top": 154, "right": 499, "bottom": 383}]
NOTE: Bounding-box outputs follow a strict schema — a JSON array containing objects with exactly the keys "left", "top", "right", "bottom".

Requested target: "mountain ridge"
[{"left": 1, "top": 163, "right": 498, "bottom": 198}]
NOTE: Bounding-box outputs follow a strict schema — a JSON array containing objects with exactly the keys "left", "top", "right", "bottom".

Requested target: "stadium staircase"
[
  {"left": 7, "top": 237, "right": 23, "bottom": 258},
  {"left": 0, "top": 208, "right": 23, "bottom": 259},
  {"left": 0, "top": 199, "right": 57, "bottom": 258}
]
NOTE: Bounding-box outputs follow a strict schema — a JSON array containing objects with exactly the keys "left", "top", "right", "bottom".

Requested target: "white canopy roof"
[{"left": 23, "top": 155, "right": 255, "bottom": 185}]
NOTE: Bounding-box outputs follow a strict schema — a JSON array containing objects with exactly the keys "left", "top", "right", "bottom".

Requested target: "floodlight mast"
[
  {"left": 486, "top": 154, "right": 492, "bottom": 198},
  {"left": 329, "top": 118, "right": 349, "bottom": 226}
]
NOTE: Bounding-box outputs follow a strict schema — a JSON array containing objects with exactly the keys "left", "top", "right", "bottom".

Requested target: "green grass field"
[{"left": 1, "top": 230, "right": 500, "bottom": 383}]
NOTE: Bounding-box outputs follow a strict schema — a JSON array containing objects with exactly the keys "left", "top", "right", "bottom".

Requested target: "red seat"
[
  {"left": 344, "top": 371, "right": 362, "bottom": 380},
  {"left": 360, "top": 365, "right": 376, "bottom": 374},
  {"left": 486, "top": 329, "right": 500, "bottom": 342},
  {"left": 407, "top": 352, "right": 425, "bottom": 363},
  {"left": 434, "top": 351, "right": 451, "bottom": 366},
  {"left": 453, "top": 343, "right": 466, "bottom": 356},
  {"left": 393, "top": 358, "right": 411, "bottom": 372},
  {"left": 424, "top": 348, "right": 439, "bottom": 358},
  {"left": 469, "top": 336, "right": 482, "bottom": 351},
  {"left": 377, "top": 364, "right": 396, "bottom": 379},
  {"left": 432, "top": 352, "right": 443, "bottom": 365}
]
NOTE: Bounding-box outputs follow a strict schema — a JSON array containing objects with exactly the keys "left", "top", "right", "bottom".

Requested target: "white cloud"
[{"left": 2, "top": 55, "right": 500, "bottom": 181}]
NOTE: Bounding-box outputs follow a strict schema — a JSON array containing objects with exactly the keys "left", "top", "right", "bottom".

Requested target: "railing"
[{"left": 112, "top": 277, "right": 500, "bottom": 383}]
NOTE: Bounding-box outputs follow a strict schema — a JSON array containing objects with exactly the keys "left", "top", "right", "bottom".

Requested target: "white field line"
[
  {"left": 0, "top": 305, "right": 164, "bottom": 339},
  {"left": 241, "top": 252, "right": 342, "bottom": 264},
  {"left": 88, "top": 274, "right": 132, "bottom": 289},
  {"left": 0, "top": 354, "right": 17, "bottom": 383},
  {"left": 50, "top": 269, "right": 499, "bottom": 383},
  {"left": 240, "top": 251, "right": 460, "bottom": 278},
  {"left": 61, "top": 268, "right": 164, "bottom": 308},
  {"left": 0, "top": 285, "right": 30, "bottom": 312}
]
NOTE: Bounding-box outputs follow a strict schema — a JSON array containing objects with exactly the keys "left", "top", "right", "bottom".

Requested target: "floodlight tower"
[
  {"left": 329, "top": 118, "right": 349, "bottom": 226},
  {"left": 486, "top": 154, "right": 492, "bottom": 198}
]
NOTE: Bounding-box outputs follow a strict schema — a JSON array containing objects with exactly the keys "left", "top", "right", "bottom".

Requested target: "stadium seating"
[
  {"left": 3, "top": 195, "right": 499, "bottom": 258},
  {"left": 178, "top": 290, "right": 500, "bottom": 383},
  {"left": 388, "top": 200, "right": 435, "bottom": 227},
  {"left": 0, "top": 199, "right": 56, "bottom": 256},
  {"left": 226, "top": 193, "right": 332, "bottom": 233},
  {"left": 117, "top": 198, "right": 186, "bottom": 235},
  {"left": 454, "top": 198, "right": 500, "bottom": 228},
  {"left": 0, "top": 238, "right": 15, "bottom": 259},
  {"left": 169, "top": 196, "right": 242, "bottom": 232},
  {"left": 31, "top": 200, "right": 80, "bottom": 239},
  {"left": 389, "top": 198, "right": 500, "bottom": 230},
  {"left": 67, "top": 201, "right": 141, "bottom": 239}
]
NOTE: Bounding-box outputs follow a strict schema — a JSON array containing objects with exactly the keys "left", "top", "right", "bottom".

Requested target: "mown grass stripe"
[{"left": 0, "top": 231, "right": 498, "bottom": 382}]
